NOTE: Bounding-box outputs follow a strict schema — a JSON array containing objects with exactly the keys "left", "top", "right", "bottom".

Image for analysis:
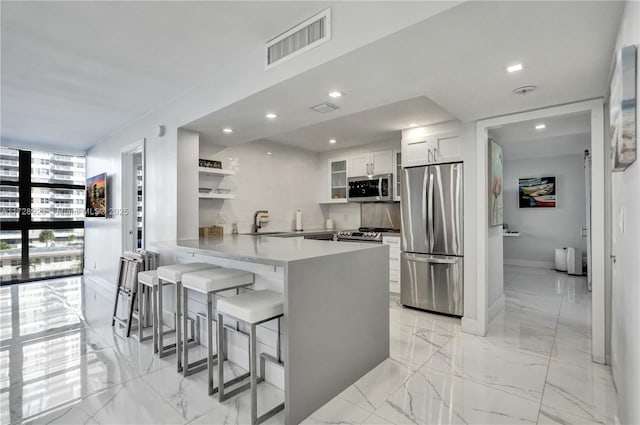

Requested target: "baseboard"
[
  {"left": 461, "top": 316, "right": 485, "bottom": 336},
  {"left": 488, "top": 294, "right": 505, "bottom": 323},
  {"left": 504, "top": 259, "right": 554, "bottom": 269}
]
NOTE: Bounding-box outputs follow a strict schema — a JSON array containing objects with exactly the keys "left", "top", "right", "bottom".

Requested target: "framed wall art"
[
  {"left": 518, "top": 176, "right": 556, "bottom": 208},
  {"left": 610, "top": 44, "right": 637, "bottom": 172}
]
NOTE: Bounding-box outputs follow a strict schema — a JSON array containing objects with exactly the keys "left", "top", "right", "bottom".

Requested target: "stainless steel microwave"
[{"left": 347, "top": 174, "right": 394, "bottom": 202}]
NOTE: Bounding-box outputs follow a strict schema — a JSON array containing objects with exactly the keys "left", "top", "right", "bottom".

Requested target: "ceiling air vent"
[
  {"left": 311, "top": 102, "right": 340, "bottom": 113},
  {"left": 266, "top": 8, "right": 331, "bottom": 69}
]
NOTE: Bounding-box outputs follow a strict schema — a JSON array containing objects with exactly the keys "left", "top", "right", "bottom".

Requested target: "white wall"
[
  {"left": 502, "top": 153, "right": 587, "bottom": 269},
  {"left": 610, "top": 2, "right": 640, "bottom": 424},
  {"left": 198, "top": 139, "right": 325, "bottom": 234}
]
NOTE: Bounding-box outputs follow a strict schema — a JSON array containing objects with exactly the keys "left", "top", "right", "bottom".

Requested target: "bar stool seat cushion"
[
  {"left": 182, "top": 268, "right": 253, "bottom": 294},
  {"left": 138, "top": 270, "right": 159, "bottom": 286},
  {"left": 217, "top": 290, "right": 283, "bottom": 324},
  {"left": 157, "top": 263, "right": 218, "bottom": 282}
]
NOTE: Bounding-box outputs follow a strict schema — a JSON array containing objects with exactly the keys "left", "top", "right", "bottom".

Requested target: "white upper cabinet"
[
  {"left": 350, "top": 154, "right": 370, "bottom": 176},
  {"left": 349, "top": 149, "right": 394, "bottom": 176},
  {"left": 401, "top": 121, "right": 462, "bottom": 167},
  {"left": 432, "top": 132, "right": 462, "bottom": 164},
  {"left": 371, "top": 150, "right": 394, "bottom": 174}
]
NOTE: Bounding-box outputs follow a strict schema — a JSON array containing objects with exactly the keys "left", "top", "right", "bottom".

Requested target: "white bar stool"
[
  {"left": 180, "top": 268, "right": 254, "bottom": 394},
  {"left": 156, "top": 262, "right": 218, "bottom": 372},
  {"left": 137, "top": 270, "right": 159, "bottom": 353},
  {"left": 217, "top": 290, "right": 284, "bottom": 425}
]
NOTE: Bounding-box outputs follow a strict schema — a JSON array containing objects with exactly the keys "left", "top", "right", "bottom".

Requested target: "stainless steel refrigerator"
[{"left": 400, "top": 163, "right": 463, "bottom": 316}]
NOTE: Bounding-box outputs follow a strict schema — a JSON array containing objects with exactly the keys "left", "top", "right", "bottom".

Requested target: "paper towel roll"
[
  {"left": 295, "top": 209, "right": 303, "bottom": 231},
  {"left": 326, "top": 219, "right": 334, "bottom": 230}
]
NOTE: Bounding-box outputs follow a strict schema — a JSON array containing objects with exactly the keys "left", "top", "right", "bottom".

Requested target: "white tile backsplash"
[
  {"left": 199, "top": 140, "right": 327, "bottom": 233},
  {"left": 324, "top": 202, "right": 361, "bottom": 230}
]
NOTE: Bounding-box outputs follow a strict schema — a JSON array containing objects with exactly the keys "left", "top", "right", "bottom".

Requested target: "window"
[{"left": 0, "top": 150, "right": 85, "bottom": 284}]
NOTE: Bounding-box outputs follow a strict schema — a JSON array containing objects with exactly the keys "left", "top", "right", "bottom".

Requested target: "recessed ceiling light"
[
  {"left": 328, "top": 91, "right": 342, "bottom": 98},
  {"left": 409, "top": 123, "right": 417, "bottom": 128},
  {"left": 222, "top": 128, "right": 233, "bottom": 133},
  {"left": 329, "top": 139, "right": 337, "bottom": 144},
  {"left": 265, "top": 113, "right": 277, "bottom": 119},
  {"left": 507, "top": 63, "right": 523, "bottom": 73},
  {"left": 535, "top": 124, "right": 546, "bottom": 130}
]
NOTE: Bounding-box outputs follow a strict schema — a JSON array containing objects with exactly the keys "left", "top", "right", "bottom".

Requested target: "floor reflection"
[{"left": 0, "top": 278, "right": 120, "bottom": 424}]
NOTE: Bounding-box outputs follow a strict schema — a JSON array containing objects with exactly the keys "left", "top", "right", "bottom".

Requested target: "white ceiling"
[
  {"left": 263, "top": 97, "right": 454, "bottom": 152},
  {"left": 186, "top": 0, "right": 623, "bottom": 151},
  {"left": 1, "top": 1, "right": 624, "bottom": 152},
  {"left": 1, "top": 1, "right": 459, "bottom": 151},
  {"left": 489, "top": 112, "right": 591, "bottom": 160}
]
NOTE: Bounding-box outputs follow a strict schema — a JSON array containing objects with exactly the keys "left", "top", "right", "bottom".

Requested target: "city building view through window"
[{"left": 0, "top": 147, "right": 85, "bottom": 283}]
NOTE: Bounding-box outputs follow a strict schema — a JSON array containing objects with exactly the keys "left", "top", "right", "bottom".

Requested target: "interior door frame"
[
  {"left": 471, "top": 99, "right": 606, "bottom": 364},
  {"left": 121, "top": 139, "right": 145, "bottom": 253}
]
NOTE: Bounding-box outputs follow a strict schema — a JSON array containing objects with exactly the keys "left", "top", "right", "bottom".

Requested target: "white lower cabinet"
[{"left": 383, "top": 235, "right": 401, "bottom": 293}]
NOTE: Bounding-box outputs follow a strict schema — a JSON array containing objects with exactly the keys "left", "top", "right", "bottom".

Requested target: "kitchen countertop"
[{"left": 157, "top": 234, "right": 386, "bottom": 266}]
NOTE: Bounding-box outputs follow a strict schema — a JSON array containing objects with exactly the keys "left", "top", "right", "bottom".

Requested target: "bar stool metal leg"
[
  {"left": 176, "top": 282, "right": 182, "bottom": 372},
  {"left": 250, "top": 323, "right": 258, "bottom": 425},
  {"left": 152, "top": 285, "right": 158, "bottom": 354},
  {"left": 182, "top": 284, "right": 188, "bottom": 374},
  {"left": 217, "top": 312, "right": 225, "bottom": 400},
  {"left": 207, "top": 292, "right": 214, "bottom": 395}
]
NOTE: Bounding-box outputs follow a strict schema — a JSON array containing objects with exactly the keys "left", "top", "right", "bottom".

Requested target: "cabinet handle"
[
  {"left": 433, "top": 148, "right": 438, "bottom": 162},
  {"left": 428, "top": 149, "right": 433, "bottom": 163}
]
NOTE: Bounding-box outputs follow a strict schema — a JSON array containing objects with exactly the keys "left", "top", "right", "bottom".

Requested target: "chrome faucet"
[{"left": 252, "top": 210, "right": 268, "bottom": 233}]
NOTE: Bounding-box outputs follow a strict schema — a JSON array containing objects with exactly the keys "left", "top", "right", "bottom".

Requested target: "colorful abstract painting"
[
  {"left": 519, "top": 176, "right": 556, "bottom": 208},
  {"left": 489, "top": 138, "right": 503, "bottom": 226},
  {"left": 610, "top": 44, "right": 637, "bottom": 171}
]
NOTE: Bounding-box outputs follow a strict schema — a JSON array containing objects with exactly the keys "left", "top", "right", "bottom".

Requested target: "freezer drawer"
[{"left": 400, "top": 252, "right": 463, "bottom": 316}]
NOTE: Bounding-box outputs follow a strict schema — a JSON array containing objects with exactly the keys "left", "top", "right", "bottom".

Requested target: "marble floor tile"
[
  {"left": 79, "top": 378, "right": 188, "bottom": 425},
  {"left": 300, "top": 396, "right": 372, "bottom": 425},
  {"left": 338, "top": 358, "right": 414, "bottom": 412},
  {"left": 373, "top": 368, "right": 540, "bottom": 425},
  {"left": 180, "top": 379, "right": 283, "bottom": 425},
  {"left": 541, "top": 359, "right": 617, "bottom": 424},
  {"left": 537, "top": 404, "right": 609, "bottom": 425},
  {"left": 142, "top": 354, "right": 251, "bottom": 423},
  {"left": 389, "top": 320, "right": 453, "bottom": 370},
  {"left": 421, "top": 331, "right": 549, "bottom": 402}
]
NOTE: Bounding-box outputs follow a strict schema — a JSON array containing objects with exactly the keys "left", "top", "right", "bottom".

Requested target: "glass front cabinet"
[{"left": 328, "top": 158, "right": 348, "bottom": 203}]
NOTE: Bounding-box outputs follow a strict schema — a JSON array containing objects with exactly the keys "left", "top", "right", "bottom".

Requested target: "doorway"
[
  {"left": 122, "top": 141, "right": 145, "bottom": 252},
  {"left": 473, "top": 99, "right": 606, "bottom": 364}
]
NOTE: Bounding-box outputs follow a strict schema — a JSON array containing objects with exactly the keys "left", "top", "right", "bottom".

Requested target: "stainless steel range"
[{"left": 336, "top": 228, "right": 384, "bottom": 243}]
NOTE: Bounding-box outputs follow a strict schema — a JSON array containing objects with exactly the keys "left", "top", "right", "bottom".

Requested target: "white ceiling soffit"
[
  {"left": 489, "top": 112, "right": 591, "bottom": 160},
  {"left": 498, "top": 132, "right": 591, "bottom": 161},
  {"left": 1, "top": 1, "right": 460, "bottom": 150},
  {"left": 262, "top": 96, "right": 454, "bottom": 152},
  {"left": 186, "top": 1, "right": 623, "bottom": 150},
  {"left": 489, "top": 112, "right": 592, "bottom": 143}
]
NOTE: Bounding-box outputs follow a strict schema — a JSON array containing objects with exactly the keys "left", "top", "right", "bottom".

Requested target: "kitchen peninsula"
[{"left": 153, "top": 235, "right": 389, "bottom": 424}]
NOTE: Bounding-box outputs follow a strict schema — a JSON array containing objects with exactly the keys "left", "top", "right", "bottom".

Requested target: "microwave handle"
[{"left": 378, "top": 177, "right": 383, "bottom": 197}]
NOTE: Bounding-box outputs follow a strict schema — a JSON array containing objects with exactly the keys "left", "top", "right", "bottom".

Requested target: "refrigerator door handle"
[
  {"left": 404, "top": 253, "right": 458, "bottom": 264},
  {"left": 422, "top": 169, "right": 429, "bottom": 248},
  {"left": 428, "top": 173, "right": 435, "bottom": 252}
]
